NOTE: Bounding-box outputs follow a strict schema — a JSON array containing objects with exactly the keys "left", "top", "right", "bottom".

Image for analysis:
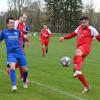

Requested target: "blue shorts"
[{"left": 7, "top": 53, "right": 28, "bottom": 68}]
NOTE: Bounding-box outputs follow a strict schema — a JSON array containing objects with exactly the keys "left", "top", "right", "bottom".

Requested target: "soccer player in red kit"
[
  {"left": 15, "top": 14, "right": 28, "bottom": 47},
  {"left": 40, "top": 25, "right": 52, "bottom": 56},
  {"left": 15, "top": 14, "right": 30, "bottom": 79},
  {"left": 59, "top": 16, "right": 100, "bottom": 93}
]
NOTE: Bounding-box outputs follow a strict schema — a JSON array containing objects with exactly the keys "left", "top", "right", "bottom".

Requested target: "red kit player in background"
[
  {"left": 40, "top": 25, "right": 52, "bottom": 56},
  {"left": 59, "top": 16, "right": 100, "bottom": 93}
]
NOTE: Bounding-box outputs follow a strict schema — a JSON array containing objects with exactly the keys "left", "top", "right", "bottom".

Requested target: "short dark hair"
[
  {"left": 79, "top": 16, "right": 89, "bottom": 21},
  {"left": 20, "top": 13, "right": 24, "bottom": 17},
  {"left": 20, "top": 12, "right": 27, "bottom": 17},
  {"left": 6, "top": 17, "right": 14, "bottom": 24}
]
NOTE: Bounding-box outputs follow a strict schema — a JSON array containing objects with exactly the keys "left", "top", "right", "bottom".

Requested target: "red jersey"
[
  {"left": 40, "top": 28, "right": 52, "bottom": 41},
  {"left": 15, "top": 20, "right": 26, "bottom": 45},
  {"left": 75, "top": 26, "right": 99, "bottom": 48},
  {"left": 64, "top": 25, "right": 99, "bottom": 50}
]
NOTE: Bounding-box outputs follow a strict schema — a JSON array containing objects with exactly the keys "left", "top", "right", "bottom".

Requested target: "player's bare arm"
[{"left": 23, "top": 35, "right": 30, "bottom": 47}]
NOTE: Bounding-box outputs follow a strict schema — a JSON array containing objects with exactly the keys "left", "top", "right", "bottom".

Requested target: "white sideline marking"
[
  {"left": 0, "top": 69, "right": 87, "bottom": 100},
  {"left": 30, "top": 80, "right": 87, "bottom": 100}
]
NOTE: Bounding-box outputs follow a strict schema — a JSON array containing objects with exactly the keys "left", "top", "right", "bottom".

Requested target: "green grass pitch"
[{"left": 0, "top": 34, "right": 100, "bottom": 100}]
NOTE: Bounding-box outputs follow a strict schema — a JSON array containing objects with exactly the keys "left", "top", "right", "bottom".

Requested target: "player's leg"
[
  {"left": 18, "top": 54, "right": 28, "bottom": 88},
  {"left": 73, "top": 48, "right": 90, "bottom": 93},
  {"left": 7, "top": 54, "right": 17, "bottom": 92},
  {"left": 6, "top": 66, "right": 10, "bottom": 77},
  {"left": 46, "top": 46, "right": 48, "bottom": 54},
  {"left": 73, "top": 48, "right": 84, "bottom": 72},
  {"left": 19, "top": 66, "right": 23, "bottom": 79},
  {"left": 22, "top": 66, "right": 28, "bottom": 88},
  {"left": 41, "top": 40, "right": 46, "bottom": 56},
  {"left": 46, "top": 41, "right": 49, "bottom": 54},
  {"left": 42, "top": 44, "right": 45, "bottom": 56},
  {"left": 9, "top": 63, "right": 17, "bottom": 92},
  {"left": 15, "top": 62, "right": 23, "bottom": 79}
]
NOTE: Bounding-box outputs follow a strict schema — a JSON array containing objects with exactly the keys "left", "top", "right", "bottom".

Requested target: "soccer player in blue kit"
[{"left": 0, "top": 17, "right": 29, "bottom": 92}]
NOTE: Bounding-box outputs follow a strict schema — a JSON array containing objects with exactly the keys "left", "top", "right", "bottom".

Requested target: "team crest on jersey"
[
  {"left": 8, "top": 36, "right": 18, "bottom": 40},
  {"left": 14, "top": 32, "right": 18, "bottom": 35},
  {"left": 6, "top": 33, "right": 10, "bottom": 35}
]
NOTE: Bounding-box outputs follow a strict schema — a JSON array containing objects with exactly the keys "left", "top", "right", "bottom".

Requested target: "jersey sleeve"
[
  {"left": 89, "top": 26, "right": 99, "bottom": 37},
  {"left": 0, "top": 31, "right": 4, "bottom": 41},
  {"left": 14, "top": 20, "right": 19, "bottom": 29},
  {"left": 47, "top": 29, "right": 52, "bottom": 34},
  {"left": 63, "top": 27, "right": 78, "bottom": 39},
  {"left": 40, "top": 30, "right": 43, "bottom": 37},
  {"left": 74, "top": 26, "right": 80, "bottom": 34},
  {"left": 64, "top": 32, "right": 77, "bottom": 39}
]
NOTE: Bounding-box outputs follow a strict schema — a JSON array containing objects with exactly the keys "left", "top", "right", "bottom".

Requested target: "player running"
[
  {"left": 40, "top": 25, "right": 52, "bottom": 56},
  {"left": 59, "top": 16, "right": 100, "bottom": 93},
  {"left": 0, "top": 17, "right": 29, "bottom": 92},
  {"left": 7, "top": 14, "right": 29, "bottom": 80}
]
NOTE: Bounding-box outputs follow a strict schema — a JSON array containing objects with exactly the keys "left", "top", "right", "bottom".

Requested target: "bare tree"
[{"left": 8, "top": 0, "right": 26, "bottom": 16}]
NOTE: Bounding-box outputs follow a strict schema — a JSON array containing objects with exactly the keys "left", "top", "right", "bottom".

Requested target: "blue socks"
[
  {"left": 10, "top": 70, "right": 16, "bottom": 86},
  {"left": 10, "top": 69, "right": 28, "bottom": 86}
]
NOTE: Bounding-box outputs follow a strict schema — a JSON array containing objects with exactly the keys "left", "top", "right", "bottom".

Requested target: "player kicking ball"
[
  {"left": 59, "top": 16, "right": 100, "bottom": 93},
  {"left": 40, "top": 25, "right": 52, "bottom": 56},
  {"left": 0, "top": 17, "right": 29, "bottom": 92}
]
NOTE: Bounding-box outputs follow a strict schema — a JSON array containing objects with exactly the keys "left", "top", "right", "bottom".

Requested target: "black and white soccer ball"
[{"left": 61, "top": 56, "right": 72, "bottom": 67}]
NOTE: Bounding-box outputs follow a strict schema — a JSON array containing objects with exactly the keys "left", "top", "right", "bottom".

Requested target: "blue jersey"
[{"left": 0, "top": 29, "right": 24, "bottom": 55}]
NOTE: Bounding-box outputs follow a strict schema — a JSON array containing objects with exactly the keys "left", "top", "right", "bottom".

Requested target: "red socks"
[
  {"left": 16, "top": 63, "right": 23, "bottom": 79},
  {"left": 7, "top": 68, "right": 10, "bottom": 76},
  {"left": 73, "top": 56, "right": 89, "bottom": 88},
  {"left": 77, "top": 74, "right": 89, "bottom": 88},
  {"left": 19, "top": 66, "right": 23, "bottom": 79}
]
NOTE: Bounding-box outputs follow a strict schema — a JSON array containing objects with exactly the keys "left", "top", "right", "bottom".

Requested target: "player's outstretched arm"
[
  {"left": 23, "top": 35, "right": 30, "bottom": 42},
  {"left": 59, "top": 32, "right": 77, "bottom": 42}
]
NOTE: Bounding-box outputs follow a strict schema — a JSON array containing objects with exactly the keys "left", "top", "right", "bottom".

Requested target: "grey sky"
[{"left": 0, "top": 0, "right": 100, "bottom": 12}]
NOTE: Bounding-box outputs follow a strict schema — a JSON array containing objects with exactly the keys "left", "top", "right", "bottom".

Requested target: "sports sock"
[
  {"left": 77, "top": 74, "right": 89, "bottom": 88},
  {"left": 19, "top": 66, "right": 23, "bottom": 79},
  {"left": 23, "top": 71, "right": 28, "bottom": 83},
  {"left": 15, "top": 63, "right": 23, "bottom": 79},
  {"left": 10, "top": 70, "right": 16, "bottom": 86},
  {"left": 46, "top": 47, "right": 48, "bottom": 53}
]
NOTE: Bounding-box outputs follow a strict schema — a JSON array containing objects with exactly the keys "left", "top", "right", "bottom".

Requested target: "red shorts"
[
  {"left": 41, "top": 40, "right": 49, "bottom": 47},
  {"left": 78, "top": 45, "right": 91, "bottom": 56}
]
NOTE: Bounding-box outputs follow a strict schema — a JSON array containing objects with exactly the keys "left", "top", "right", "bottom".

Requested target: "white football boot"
[
  {"left": 73, "top": 70, "right": 82, "bottom": 77},
  {"left": 12, "top": 86, "right": 17, "bottom": 92},
  {"left": 23, "top": 83, "right": 28, "bottom": 88},
  {"left": 82, "top": 86, "right": 90, "bottom": 93}
]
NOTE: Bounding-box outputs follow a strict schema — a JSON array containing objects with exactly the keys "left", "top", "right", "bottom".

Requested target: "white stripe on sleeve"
[
  {"left": 89, "top": 26, "right": 99, "bottom": 37},
  {"left": 14, "top": 20, "right": 19, "bottom": 29},
  {"left": 46, "top": 29, "right": 52, "bottom": 34}
]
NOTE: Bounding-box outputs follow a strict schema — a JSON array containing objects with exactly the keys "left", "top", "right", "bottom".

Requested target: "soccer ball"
[{"left": 61, "top": 56, "right": 71, "bottom": 67}]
